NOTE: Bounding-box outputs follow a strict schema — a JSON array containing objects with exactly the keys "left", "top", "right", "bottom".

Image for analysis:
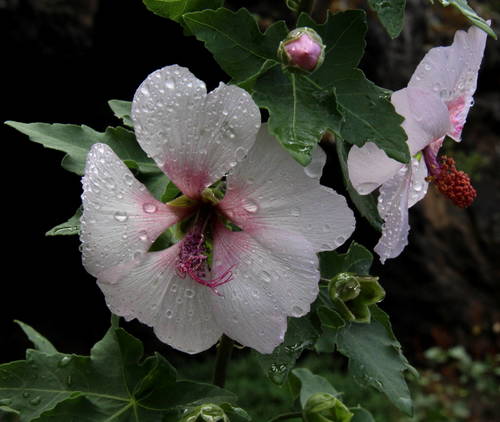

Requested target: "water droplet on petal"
[
  {"left": 243, "top": 198, "right": 259, "bottom": 213},
  {"left": 114, "top": 211, "right": 128, "bottom": 222},
  {"left": 260, "top": 271, "right": 272, "bottom": 283},
  {"left": 165, "top": 79, "right": 175, "bottom": 90},
  {"left": 143, "top": 203, "right": 158, "bottom": 214},
  {"left": 235, "top": 146, "right": 246, "bottom": 160},
  {"left": 166, "top": 309, "right": 173, "bottom": 319},
  {"left": 138, "top": 230, "right": 149, "bottom": 242},
  {"left": 290, "top": 207, "right": 301, "bottom": 217}
]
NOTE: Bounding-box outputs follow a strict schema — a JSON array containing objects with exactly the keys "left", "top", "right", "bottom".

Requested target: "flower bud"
[
  {"left": 278, "top": 27, "right": 325, "bottom": 72},
  {"left": 329, "top": 273, "right": 361, "bottom": 302},
  {"left": 328, "top": 273, "right": 385, "bottom": 323},
  {"left": 180, "top": 404, "right": 229, "bottom": 422},
  {"left": 303, "top": 393, "right": 353, "bottom": 422}
]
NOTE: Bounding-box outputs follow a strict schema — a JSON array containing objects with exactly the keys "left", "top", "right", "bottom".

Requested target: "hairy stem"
[
  {"left": 212, "top": 335, "right": 234, "bottom": 388},
  {"left": 268, "top": 411, "right": 303, "bottom": 422}
]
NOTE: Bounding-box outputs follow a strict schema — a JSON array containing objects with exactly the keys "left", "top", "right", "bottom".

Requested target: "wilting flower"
[
  {"left": 347, "top": 25, "right": 487, "bottom": 263},
  {"left": 80, "top": 65, "right": 355, "bottom": 354}
]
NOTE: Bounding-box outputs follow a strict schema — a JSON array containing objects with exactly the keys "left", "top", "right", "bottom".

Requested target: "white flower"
[
  {"left": 80, "top": 65, "right": 355, "bottom": 354},
  {"left": 347, "top": 25, "right": 487, "bottom": 263}
]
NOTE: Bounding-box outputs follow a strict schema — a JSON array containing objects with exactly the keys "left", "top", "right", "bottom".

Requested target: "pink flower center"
[
  {"left": 423, "top": 147, "right": 476, "bottom": 208},
  {"left": 175, "top": 215, "right": 234, "bottom": 294}
]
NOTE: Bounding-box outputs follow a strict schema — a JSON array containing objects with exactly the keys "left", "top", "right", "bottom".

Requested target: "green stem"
[
  {"left": 268, "top": 411, "right": 303, "bottom": 422},
  {"left": 212, "top": 335, "right": 234, "bottom": 388}
]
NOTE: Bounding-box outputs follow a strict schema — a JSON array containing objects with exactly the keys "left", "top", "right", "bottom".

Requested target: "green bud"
[
  {"left": 329, "top": 273, "right": 361, "bottom": 302},
  {"left": 328, "top": 273, "right": 385, "bottom": 323},
  {"left": 278, "top": 27, "right": 325, "bottom": 73},
  {"left": 304, "top": 393, "right": 353, "bottom": 422},
  {"left": 180, "top": 404, "right": 229, "bottom": 422}
]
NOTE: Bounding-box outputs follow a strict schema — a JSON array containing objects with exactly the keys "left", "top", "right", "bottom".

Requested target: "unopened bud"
[
  {"left": 304, "top": 393, "right": 353, "bottom": 422},
  {"left": 181, "top": 404, "right": 229, "bottom": 422},
  {"left": 328, "top": 272, "right": 385, "bottom": 323},
  {"left": 329, "top": 273, "right": 361, "bottom": 302},
  {"left": 278, "top": 27, "right": 325, "bottom": 72}
]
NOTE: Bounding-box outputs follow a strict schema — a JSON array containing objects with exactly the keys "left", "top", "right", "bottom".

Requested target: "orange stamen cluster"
[{"left": 431, "top": 156, "right": 476, "bottom": 208}]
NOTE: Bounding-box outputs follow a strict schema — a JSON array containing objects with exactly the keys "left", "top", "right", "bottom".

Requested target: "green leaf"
[
  {"left": 298, "top": 12, "right": 409, "bottom": 164},
  {"left": 161, "top": 180, "right": 182, "bottom": 202},
  {"left": 0, "top": 325, "right": 235, "bottom": 422},
  {"left": 334, "top": 318, "right": 413, "bottom": 415},
  {"left": 433, "top": 0, "right": 496, "bottom": 39},
  {"left": 253, "top": 69, "right": 343, "bottom": 165},
  {"left": 253, "top": 316, "right": 319, "bottom": 385},
  {"left": 319, "top": 242, "right": 373, "bottom": 280},
  {"left": 6, "top": 122, "right": 160, "bottom": 176},
  {"left": 367, "top": 0, "right": 406, "bottom": 38},
  {"left": 336, "top": 138, "right": 382, "bottom": 231},
  {"left": 108, "top": 100, "right": 133, "bottom": 127},
  {"left": 143, "top": 0, "right": 223, "bottom": 28},
  {"left": 14, "top": 321, "right": 57, "bottom": 355},
  {"left": 290, "top": 368, "right": 339, "bottom": 408},
  {"left": 184, "top": 8, "right": 288, "bottom": 87},
  {"left": 46, "top": 207, "right": 82, "bottom": 237},
  {"left": 350, "top": 406, "right": 376, "bottom": 422}
]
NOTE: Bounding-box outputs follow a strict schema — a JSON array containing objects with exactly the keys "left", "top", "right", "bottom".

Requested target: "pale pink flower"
[
  {"left": 80, "top": 65, "right": 355, "bottom": 354},
  {"left": 347, "top": 25, "right": 487, "bottom": 263}
]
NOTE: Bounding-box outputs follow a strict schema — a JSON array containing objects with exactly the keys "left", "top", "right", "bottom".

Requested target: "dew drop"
[
  {"left": 243, "top": 198, "right": 259, "bottom": 213},
  {"left": 185, "top": 289, "right": 195, "bottom": 298},
  {"left": 143, "top": 202, "right": 158, "bottom": 214},
  {"left": 290, "top": 207, "right": 301, "bottom": 217},
  {"left": 166, "top": 309, "right": 173, "bottom": 319},
  {"left": 124, "top": 173, "right": 134, "bottom": 186},
  {"left": 165, "top": 79, "right": 175, "bottom": 90},
  {"left": 114, "top": 211, "right": 128, "bottom": 222},
  {"left": 138, "top": 230, "right": 149, "bottom": 242},
  {"left": 30, "top": 396, "right": 41, "bottom": 406},
  {"left": 260, "top": 271, "right": 272, "bottom": 283},
  {"left": 235, "top": 146, "right": 246, "bottom": 160},
  {"left": 59, "top": 356, "right": 72, "bottom": 367}
]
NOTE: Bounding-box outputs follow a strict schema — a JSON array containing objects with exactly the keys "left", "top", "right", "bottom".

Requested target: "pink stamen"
[{"left": 176, "top": 230, "right": 234, "bottom": 295}]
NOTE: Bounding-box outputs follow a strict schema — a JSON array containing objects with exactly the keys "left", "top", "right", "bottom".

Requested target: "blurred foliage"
[{"left": 174, "top": 345, "right": 499, "bottom": 422}]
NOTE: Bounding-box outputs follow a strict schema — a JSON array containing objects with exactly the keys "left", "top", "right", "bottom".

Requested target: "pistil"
[
  {"left": 423, "top": 146, "right": 476, "bottom": 208},
  {"left": 175, "top": 217, "right": 233, "bottom": 294}
]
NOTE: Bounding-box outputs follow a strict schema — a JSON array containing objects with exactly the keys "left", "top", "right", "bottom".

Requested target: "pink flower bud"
[{"left": 278, "top": 27, "right": 325, "bottom": 72}]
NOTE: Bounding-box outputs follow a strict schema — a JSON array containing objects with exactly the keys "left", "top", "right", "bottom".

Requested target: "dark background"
[{"left": 1, "top": 0, "right": 499, "bottom": 374}]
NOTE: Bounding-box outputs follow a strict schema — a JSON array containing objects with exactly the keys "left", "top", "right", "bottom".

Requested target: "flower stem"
[
  {"left": 267, "top": 411, "right": 303, "bottom": 422},
  {"left": 212, "top": 335, "right": 234, "bottom": 388}
]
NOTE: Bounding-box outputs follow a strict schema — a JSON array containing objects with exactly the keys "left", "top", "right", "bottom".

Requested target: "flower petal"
[
  {"left": 407, "top": 157, "right": 428, "bottom": 208},
  {"left": 98, "top": 243, "right": 222, "bottom": 354},
  {"left": 80, "top": 143, "right": 190, "bottom": 278},
  {"left": 347, "top": 142, "right": 403, "bottom": 195},
  {"left": 374, "top": 165, "right": 412, "bottom": 264},
  {"left": 393, "top": 88, "right": 451, "bottom": 154},
  {"left": 347, "top": 88, "right": 449, "bottom": 195},
  {"left": 132, "top": 65, "right": 261, "bottom": 198},
  {"left": 218, "top": 126, "right": 355, "bottom": 252},
  {"left": 209, "top": 223, "right": 320, "bottom": 354},
  {"left": 408, "top": 25, "right": 487, "bottom": 141}
]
